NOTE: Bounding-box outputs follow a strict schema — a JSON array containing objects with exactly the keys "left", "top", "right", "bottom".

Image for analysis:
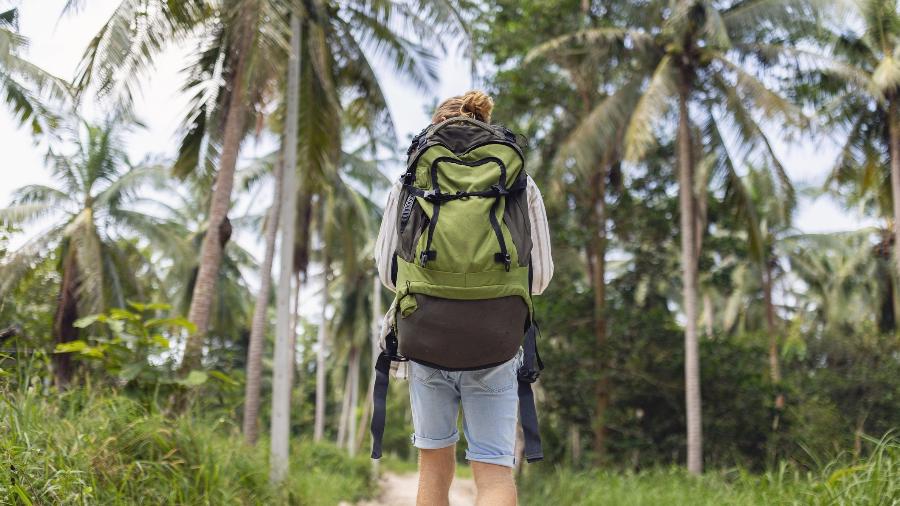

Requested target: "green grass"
[
  {"left": 521, "top": 436, "right": 900, "bottom": 506},
  {"left": 0, "top": 388, "right": 374, "bottom": 505}
]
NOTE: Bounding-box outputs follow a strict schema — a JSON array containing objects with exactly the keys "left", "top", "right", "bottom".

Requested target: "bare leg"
[
  {"left": 472, "top": 461, "right": 517, "bottom": 506},
  {"left": 417, "top": 446, "right": 455, "bottom": 506}
]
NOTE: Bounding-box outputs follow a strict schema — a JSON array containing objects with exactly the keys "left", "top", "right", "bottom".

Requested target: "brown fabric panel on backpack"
[{"left": 397, "top": 294, "right": 527, "bottom": 370}]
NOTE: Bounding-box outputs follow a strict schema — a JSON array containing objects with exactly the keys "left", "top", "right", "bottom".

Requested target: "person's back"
[{"left": 372, "top": 90, "right": 553, "bottom": 505}]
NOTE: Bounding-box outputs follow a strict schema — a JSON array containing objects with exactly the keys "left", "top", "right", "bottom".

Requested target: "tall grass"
[
  {"left": 0, "top": 388, "right": 373, "bottom": 505},
  {"left": 521, "top": 435, "right": 900, "bottom": 506}
]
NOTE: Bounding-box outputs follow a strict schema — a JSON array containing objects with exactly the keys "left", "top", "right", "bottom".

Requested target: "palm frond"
[{"left": 623, "top": 55, "right": 677, "bottom": 162}]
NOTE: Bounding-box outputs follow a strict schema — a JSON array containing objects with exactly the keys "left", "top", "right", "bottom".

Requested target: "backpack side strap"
[
  {"left": 517, "top": 320, "right": 544, "bottom": 462},
  {"left": 370, "top": 331, "right": 405, "bottom": 459}
]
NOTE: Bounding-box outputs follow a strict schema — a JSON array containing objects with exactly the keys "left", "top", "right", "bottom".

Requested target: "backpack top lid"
[{"left": 405, "top": 116, "right": 526, "bottom": 167}]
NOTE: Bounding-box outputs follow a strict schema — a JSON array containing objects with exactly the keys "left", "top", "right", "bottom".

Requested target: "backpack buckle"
[
  {"left": 384, "top": 331, "right": 407, "bottom": 361},
  {"left": 495, "top": 252, "right": 511, "bottom": 271},
  {"left": 501, "top": 126, "right": 516, "bottom": 144},
  {"left": 420, "top": 250, "right": 437, "bottom": 266},
  {"left": 490, "top": 184, "right": 508, "bottom": 196},
  {"left": 517, "top": 367, "right": 540, "bottom": 384}
]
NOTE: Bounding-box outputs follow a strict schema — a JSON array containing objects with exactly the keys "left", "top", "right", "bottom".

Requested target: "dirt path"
[{"left": 346, "top": 471, "right": 476, "bottom": 506}]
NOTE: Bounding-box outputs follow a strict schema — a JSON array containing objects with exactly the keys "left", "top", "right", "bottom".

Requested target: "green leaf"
[
  {"left": 118, "top": 363, "right": 143, "bottom": 381},
  {"left": 73, "top": 314, "right": 103, "bottom": 328},
  {"left": 55, "top": 340, "right": 88, "bottom": 353},
  {"left": 144, "top": 317, "right": 196, "bottom": 334},
  {"left": 11, "top": 484, "right": 34, "bottom": 506},
  {"left": 109, "top": 308, "right": 140, "bottom": 321},
  {"left": 208, "top": 370, "right": 238, "bottom": 386},
  {"left": 176, "top": 370, "right": 208, "bottom": 387},
  {"left": 80, "top": 345, "right": 106, "bottom": 358},
  {"left": 150, "top": 334, "right": 170, "bottom": 348},
  {"left": 107, "top": 319, "right": 126, "bottom": 334},
  {"left": 128, "top": 301, "right": 171, "bottom": 312}
]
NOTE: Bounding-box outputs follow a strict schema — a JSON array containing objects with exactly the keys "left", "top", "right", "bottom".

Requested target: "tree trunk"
[
  {"left": 678, "top": 82, "right": 703, "bottom": 475},
  {"left": 52, "top": 245, "right": 79, "bottom": 388},
  {"left": 569, "top": 425, "right": 582, "bottom": 466},
  {"left": 337, "top": 358, "right": 352, "bottom": 449},
  {"left": 242, "top": 156, "right": 283, "bottom": 445},
  {"left": 763, "top": 259, "right": 784, "bottom": 430},
  {"left": 181, "top": 3, "right": 258, "bottom": 372},
  {"left": 590, "top": 164, "right": 610, "bottom": 462},
  {"left": 347, "top": 344, "right": 361, "bottom": 457},
  {"left": 888, "top": 100, "right": 900, "bottom": 317},
  {"left": 269, "top": 13, "right": 301, "bottom": 485},
  {"left": 314, "top": 250, "right": 329, "bottom": 442}
]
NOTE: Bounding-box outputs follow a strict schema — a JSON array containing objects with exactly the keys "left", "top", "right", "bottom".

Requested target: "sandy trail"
[{"left": 346, "top": 471, "right": 476, "bottom": 506}]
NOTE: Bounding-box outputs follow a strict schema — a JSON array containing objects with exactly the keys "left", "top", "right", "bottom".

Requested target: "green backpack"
[{"left": 370, "top": 116, "right": 544, "bottom": 463}]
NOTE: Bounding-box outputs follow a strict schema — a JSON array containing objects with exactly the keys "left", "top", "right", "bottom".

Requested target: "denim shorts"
[{"left": 408, "top": 349, "right": 523, "bottom": 468}]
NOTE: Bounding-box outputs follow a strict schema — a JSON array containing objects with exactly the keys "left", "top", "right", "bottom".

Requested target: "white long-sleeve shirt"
[{"left": 374, "top": 174, "right": 554, "bottom": 294}]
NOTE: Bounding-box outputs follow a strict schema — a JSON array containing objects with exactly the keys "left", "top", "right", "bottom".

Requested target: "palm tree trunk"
[
  {"left": 888, "top": 100, "right": 900, "bottom": 311},
  {"left": 590, "top": 164, "right": 610, "bottom": 462},
  {"left": 314, "top": 255, "right": 329, "bottom": 442},
  {"left": 347, "top": 344, "right": 361, "bottom": 457},
  {"left": 678, "top": 82, "right": 703, "bottom": 475},
  {"left": 242, "top": 157, "right": 283, "bottom": 445},
  {"left": 52, "top": 245, "right": 79, "bottom": 388},
  {"left": 763, "top": 259, "right": 784, "bottom": 429},
  {"left": 337, "top": 360, "right": 351, "bottom": 448},
  {"left": 181, "top": 3, "right": 258, "bottom": 372},
  {"left": 269, "top": 12, "right": 301, "bottom": 485}
]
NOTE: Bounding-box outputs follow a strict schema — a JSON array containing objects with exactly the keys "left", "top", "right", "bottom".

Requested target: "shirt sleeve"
[
  {"left": 526, "top": 175, "right": 554, "bottom": 295},
  {"left": 375, "top": 179, "right": 401, "bottom": 292}
]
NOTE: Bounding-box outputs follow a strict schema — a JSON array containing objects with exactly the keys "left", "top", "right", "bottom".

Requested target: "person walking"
[{"left": 371, "top": 90, "right": 553, "bottom": 505}]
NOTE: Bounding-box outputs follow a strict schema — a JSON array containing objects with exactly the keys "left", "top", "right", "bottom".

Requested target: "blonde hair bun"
[{"left": 432, "top": 90, "right": 495, "bottom": 124}]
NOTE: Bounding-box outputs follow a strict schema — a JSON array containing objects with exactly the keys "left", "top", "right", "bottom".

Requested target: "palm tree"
[
  {"left": 72, "top": 0, "right": 284, "bottom": 372},
  {"left": 0, "top": 118, "right": 166, "bottom": 386},
  {"left": 242, "top": 155, "right": 282, "bottom": 445},
  {"left": 269, "top": 9, "right": 300, "bottom": 483},
  {"left": 820, "top": 0, "right": 900, "bottom": 314},
  {"left": 0, "top": 6, "right": 68, "bottom": 135},
  {"left": 525, "top": 0, "right": 645, "bottom": 460},
  {"left": 143, "top": 181, "right": 257, "bottom": 366},
  {"left": 714, "top": 164, "right": 796, "bottom": 429},
  {"left": 530, "top": 0, "right": 810, "bottom": 473}
]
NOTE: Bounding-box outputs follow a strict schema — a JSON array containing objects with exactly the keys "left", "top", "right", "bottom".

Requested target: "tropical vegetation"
[{"left": 1, "top": 0, "right": 899, "bottom": 504}]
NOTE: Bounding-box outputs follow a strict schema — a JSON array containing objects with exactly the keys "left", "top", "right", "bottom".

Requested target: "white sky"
[{"left": 0, "top": 0, "right": 877, "bottom": 260}]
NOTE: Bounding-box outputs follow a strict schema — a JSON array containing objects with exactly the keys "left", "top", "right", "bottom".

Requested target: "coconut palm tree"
[
  {"left": 72, "top": 0, "right": 286, "bottom": 372},
  {"left": 529, "top": 0, "right": 811, "bottom": 473},
  {"left": 818, "top": 0, "right": 900, "bottom": 313},
  {"left": 710, "top": 164, "right": 796, "bottom": 431},
  {"left": 0, "top": 118, "right": 166, "bottom": 386},
  {"left": 0, "top": 6, "right": 68, "bottom": 135},
  {"left": 142, "top": 182, "right": 257, "bottom": 366},
  {"left": 524, "top": 0, "right": 649, "bottom": 460}
]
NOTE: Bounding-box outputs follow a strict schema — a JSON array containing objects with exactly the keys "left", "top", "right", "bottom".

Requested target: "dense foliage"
[{"left": 1, "top": 0, "right": 900, "bottom": 503}]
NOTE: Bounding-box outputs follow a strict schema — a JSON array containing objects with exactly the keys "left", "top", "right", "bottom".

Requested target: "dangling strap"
[
  {"left": 517, "top": 321, "right": 544, "bottom": 462},
  {"left": 371, "top": 331, "right": 403, "bottom": 459},
  {"left": 370, "top": 351, "right": 392, "bottom": 459}
]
